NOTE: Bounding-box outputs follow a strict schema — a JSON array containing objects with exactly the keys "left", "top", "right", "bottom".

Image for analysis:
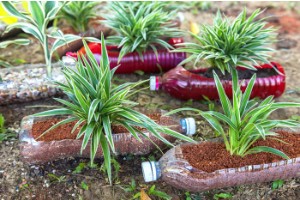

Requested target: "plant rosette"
[
  {"left": 150, "top": 62, "right": 285, "bottom": 100},
  {"left": 65, "top": 37, "right": 186, "bottom": 74},
  {"left": 163, "top": 9, "right": 283, "bottom": 100},
  {"left": 142, "top": 128, "right": 300, "bottom": 192},
  {"left": 64, "top": 2, "right": 186, "bottom": 74},
  {"left": 19, "top": 109, "right": 192, "bottom": 164}
]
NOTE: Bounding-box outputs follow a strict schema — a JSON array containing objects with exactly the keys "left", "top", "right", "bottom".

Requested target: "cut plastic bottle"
[
  {"left": 64, "top": 38, "right": 186, "bottom": 74},
  {"left": 141, "top": 128, "right": 300, "bottom": 192},
  {"left": 19, "top": 111, "right": 196, "bottom": 164},
  {"left": 150, "top": 62, "right": 286, "bottom": 100}
]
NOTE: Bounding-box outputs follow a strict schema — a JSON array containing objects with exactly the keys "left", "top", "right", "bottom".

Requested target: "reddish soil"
[
  {"left": 264, "top": 10, "right": 300, "bottom": 34},
  {"left": 31, "top": 113, "right": 161, "bottom": 142},
  {"left": 182, "top": 131, "right": 300, "bottom": 173}
]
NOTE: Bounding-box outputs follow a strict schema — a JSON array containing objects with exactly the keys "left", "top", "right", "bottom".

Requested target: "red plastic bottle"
[
  {"left": 150, "top": 62, "right": 286, "bottom": 100},
  {"left": 65, "top": 38, "right": 186, "bottom": 74}
]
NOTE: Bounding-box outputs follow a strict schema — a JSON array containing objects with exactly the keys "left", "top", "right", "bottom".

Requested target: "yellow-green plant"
[
  {"left": 57, "top": 1, "right": 98, "bottom": 33},
  {"left": 1, "top": 1, "right": 82, "bottom": 77},
  {"left": 175, "top": 9, "right": 276, "bottom": 73},
  {"left": 33, "top": 34, "right": 194, "bottom": 184},
  {"left": 0, "top": 113, "right": 15, "bottom": 142}
]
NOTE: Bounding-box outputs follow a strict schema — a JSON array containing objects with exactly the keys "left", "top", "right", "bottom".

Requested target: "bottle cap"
[
  {"left": 177, "top": 12, "right": 185, "bottom": 22},
  {"left": 141, "top": 161, "right": 159, "bottom": 182},
  {"left": 62, "top": 56, "right": 76, "bottom": 68},
  {"left": 180, "top": 118, "right": 196, "bottom": 136},
  {"left": 150, "top": 76, "right": 159, "bottom": 91}
]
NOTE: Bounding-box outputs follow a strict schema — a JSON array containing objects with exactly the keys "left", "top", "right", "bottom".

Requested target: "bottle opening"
[
  {"left": 150, "top": 76, "right": 159, "bottom": 91},
  {"left": 141, "top": 161, "right": 159, "bottom": 182},
  {"left": 180, "top": 118, "right": 196, "bottom": 136}
]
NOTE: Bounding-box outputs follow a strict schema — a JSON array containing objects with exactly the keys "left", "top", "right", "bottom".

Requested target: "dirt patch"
[
  {"left": 1, "top": 2, "right": 300, "bottom": 200},
  {"left": 182, "top": 131, "right": 300, "bottom": 173},
  {"left": 32, "top": 113, "right": 161, "bottom": 142},
  {"left": 264, "top": 9, "right": 300, "bottom": 35}
]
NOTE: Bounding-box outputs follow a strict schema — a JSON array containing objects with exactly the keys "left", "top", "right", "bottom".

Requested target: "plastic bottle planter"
[
  {"left": 49, "top": 16, "right": 114, "bottom": 58},
  {"left": 65, "top": 38, "right": 186, "bottom": 74},
  {"left": 19, "top": 111, "right": 196, "bottom": 164},
  {"left": 142, "top": 129, "right": 300, "bottom": 192},
  {"left": 150, "top": 62, "right": 285, "bottom": 100},
  {"left": 0, "top": 63, "right": 64, "bottom": 105}
]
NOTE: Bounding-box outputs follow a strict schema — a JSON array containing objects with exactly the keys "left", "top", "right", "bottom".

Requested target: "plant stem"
[{"left": 43, "top": 36, "right": 52, "bottom": 78}]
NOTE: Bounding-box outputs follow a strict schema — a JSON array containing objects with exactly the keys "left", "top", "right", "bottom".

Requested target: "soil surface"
[
  {"left": 32, "top": 113, "right": 161, "bottom": 142},
  {"left": 182, "top": 131, "right": 300, "bottom": 173},
  {"left": 1, "top": 2, "right": 300, "bottom": 200},
  {"left": 203, "top": 67, "right": 278, "bottom": 80}
]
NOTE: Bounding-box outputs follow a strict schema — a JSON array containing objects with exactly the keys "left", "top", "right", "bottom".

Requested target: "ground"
[{"left": 0, "top": 2, "right": 300, "bottom": 200}]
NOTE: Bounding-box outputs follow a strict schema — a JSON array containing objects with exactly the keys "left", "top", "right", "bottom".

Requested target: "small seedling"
[
  {"left": 72, "top": 162, "right": 86, "bottom": 174},
  {"left": 0, "top": 114, "right": 16, "bottom": 142},
  {"left": 133, "top": 185, "right": 171, "bottom": 200},
  {"left": 80, "top": 181, "right": 89, "bottom": 191},
  {"left": 122, "top": 178, "right": 137, "bottom": 193},
  {"left": 272, "top": 179, "right": 284, "bottom": 190},
  {"left": 47, "top": 173, "right": 66, "bottom": 183},
  {"left": 185, "top": 191, "right": 192, "bottom": 200},
  {"left": 146, "top": 185, "right": 172, "bottom": 200},
  {"left": 213, "top": 192, "right": 233, "bottom": 200}
]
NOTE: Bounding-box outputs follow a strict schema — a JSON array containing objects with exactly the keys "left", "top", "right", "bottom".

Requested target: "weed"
[
  {"left": 272, "top": 179, "right": 284, "bottom": 190},
  {"left": 47, "top": 173, "right": 66, "bottom": 183},
  {"left": 80, "top": 181, "right": 89, "bottom": 191},
  {"left": 72, "top": 162, "right": 86, "bottom": 174},
  {"left": 213, "top": 192, "right": 233, "bottom": 200}
]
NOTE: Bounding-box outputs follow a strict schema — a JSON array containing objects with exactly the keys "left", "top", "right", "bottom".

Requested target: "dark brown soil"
[
  {"left": 202, "top": 67, "right": 278, "bottom": 80},
  {"left": 182, "top": 131, "right": 300, "bottom": 173},
  {"left": 31, "top": 113, "right": 161, "bottom": 142}
]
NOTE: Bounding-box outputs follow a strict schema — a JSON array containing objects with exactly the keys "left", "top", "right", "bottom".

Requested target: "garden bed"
[{"left": 0, "top": 2, "right": 300, "bottom": 200}]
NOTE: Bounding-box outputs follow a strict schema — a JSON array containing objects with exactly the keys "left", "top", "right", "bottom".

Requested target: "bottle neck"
[
  {"left": 150, "top": 76, "right": 161, "bottom": 91},
  {"left": 142, "top": 161, "right": 161, "bottom": 182},
  {"left": 180, "top": 118, "right": 196, "bottom": 136}
]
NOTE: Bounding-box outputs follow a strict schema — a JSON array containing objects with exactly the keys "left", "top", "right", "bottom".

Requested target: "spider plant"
[
  {"left": 1, "top": 1, "right": 82, "bottom": 78},
  {"left": 102, "top": 1, "right": 183, "bottom": 62},
  {"left": 167, "top": 9, "right": 300, "bottom": 159},
  {"left": 57, "top": 1, "right": 98, "bottom": 33},
  {"left": 166, "top": 72, "right": 300, "bottom": 158},
  {"left": 174, "top": 9, "right": 276, "bottom": 74},
  {"left": 33, "top": 34, "right": 194, "bottom": 185}
]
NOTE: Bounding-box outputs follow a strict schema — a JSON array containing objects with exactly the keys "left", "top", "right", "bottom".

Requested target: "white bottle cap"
[
  {"left": 62, "top": 56, "right": 76, "bottom": 68},
  {"left": 150, "top": 76, "right": 158, "bottom": 91},
  {"left": 141, "top": 161, "right": 158, "bottom": 182},
  {"left": 177, "top": 12, "right": 185, "bottom": 23},
  {"left": 184, "top": 118, "right": 196, "bottom": 136}
]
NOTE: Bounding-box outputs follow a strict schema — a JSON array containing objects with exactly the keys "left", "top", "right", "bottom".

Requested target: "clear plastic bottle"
[{"left": 19, "top": 112, "right": 196, "bottom": 164}]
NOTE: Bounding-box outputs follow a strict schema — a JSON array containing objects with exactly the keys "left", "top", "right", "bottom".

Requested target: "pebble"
[{"left": 0, "top": 63, "right": 65, "bottom": 105}]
